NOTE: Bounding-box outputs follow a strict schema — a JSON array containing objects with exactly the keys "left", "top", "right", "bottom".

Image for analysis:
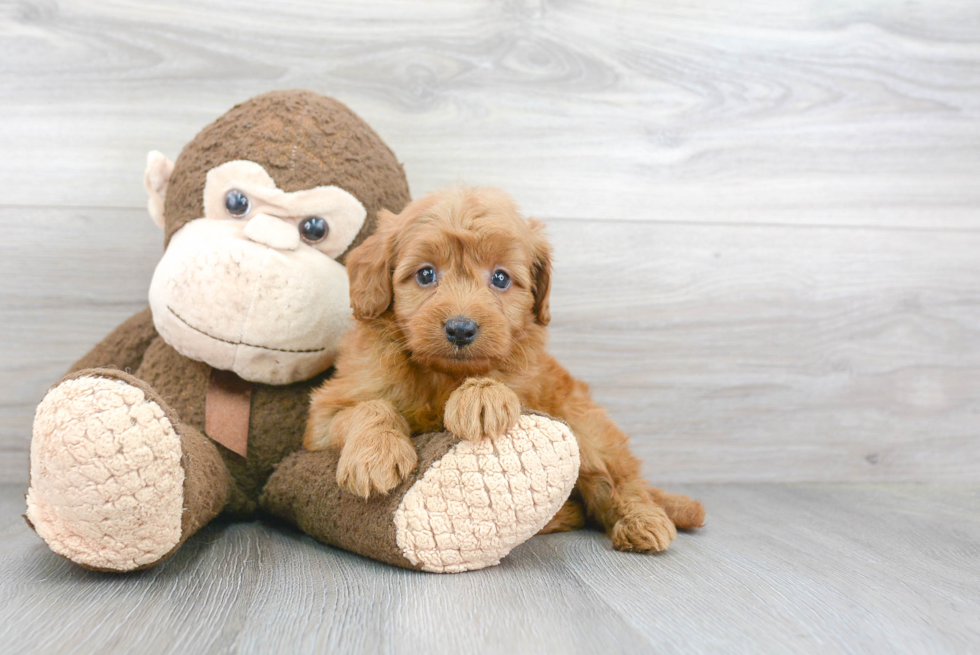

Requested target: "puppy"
[{"left": 305, "top": 187, "right": 704, "bottom": 552}]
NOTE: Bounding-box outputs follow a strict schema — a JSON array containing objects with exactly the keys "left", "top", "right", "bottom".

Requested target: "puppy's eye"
[
  {"left": 225, "top": 189, "right": 250, "bottom": 218},
  {"left": 300, "top": 216, "right": 329, "bottom": 243},
  {"left": 416, "top": 266, "right": 437, "bottom": 287},
  {"left": 491, "top": 269, "right": 511, "bottom": 290}
]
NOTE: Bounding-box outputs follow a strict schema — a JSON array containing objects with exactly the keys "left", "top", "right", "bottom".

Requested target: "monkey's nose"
[
  {"left": 243, "top": 213, "right": 300, "bottom": 251},
  {"left": 444, "top": 317, "right": 479, "bottom": 347}
]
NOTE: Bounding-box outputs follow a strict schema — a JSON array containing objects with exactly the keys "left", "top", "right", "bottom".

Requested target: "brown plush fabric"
[
  {"left": 177, "top": 421, "right": 232, "bottom": 545},
  {"left": 68, "top": 307, "right": 158, "bottom": 374},
  {"left": 133, "top": 336, "right": 329, "bottom": 518},
  {"left": 260, "top": 430, "right": 463, "bottom": 570},
  {"left": 163, "top": 90, "right": 412, "bottom": 259}
]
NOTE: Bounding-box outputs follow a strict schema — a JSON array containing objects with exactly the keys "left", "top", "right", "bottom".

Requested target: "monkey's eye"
[
  {"left": 491, "top": 269, "right": 511, "bottom": 290},
  {"left": 299, "top": 216, "right": 329, "bottom": 243},
  {"left": 225, "top": 189, "right": 250, "bottom": 218},
  {"left": 416, "top": 266, "right": 436, "bottom": 287}
]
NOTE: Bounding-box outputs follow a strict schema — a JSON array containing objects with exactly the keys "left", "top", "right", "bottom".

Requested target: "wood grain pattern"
[
  {"left": 2, "top": 483, "right": 978, "bottom": 654},
  {"left": 2, "top": 1, "right": 979, "bottom": 484},
  {"left": 3, "top": 207, "right": 979, "bottom": 484},
  {"left": 1, "top": 0, "right": 978, "bottom": 226}
]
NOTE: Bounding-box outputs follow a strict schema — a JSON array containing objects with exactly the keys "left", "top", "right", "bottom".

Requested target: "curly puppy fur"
[{"left": 306, "top": 187, "right": 704, "bottom": 553}]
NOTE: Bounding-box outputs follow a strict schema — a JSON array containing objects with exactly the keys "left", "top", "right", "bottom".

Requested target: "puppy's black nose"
[{"left": 444, "top": 317, "right": 479, "bottom": 347}]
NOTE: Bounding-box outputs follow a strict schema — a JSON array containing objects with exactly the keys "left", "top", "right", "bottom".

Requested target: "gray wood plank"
[
  {"left": 547, "top": 219, "right": 980, "bottom": 484},
  {"left": 3, "top": 208, "right": 979, "bottom": 484},
  {"left": 0, "top": 207, "right": 160, "bottom": 484},
  {"left": 1, "top": 0, "right": 978, "bottom": 227},
  {"left": 2, "top": 483, "right": 978, "bottom": 654},
  {"left": 528, "top": 484, "right": 980, "bottom": 654}
]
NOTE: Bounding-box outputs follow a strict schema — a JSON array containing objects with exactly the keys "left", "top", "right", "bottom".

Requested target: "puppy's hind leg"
[
  {"left": 563, "top": 397, "right": 678, "bottom": 553},
  {"left": 538, "top": 495, "right": 587, "bottom": 535},
  {"left": 578, "top": 471, "right": 677, "bottom": 553}
]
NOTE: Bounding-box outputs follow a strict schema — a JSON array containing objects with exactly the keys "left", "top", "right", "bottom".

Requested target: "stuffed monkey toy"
[{"left": 24, "top": 90, "right": 580, "bottom": 573}]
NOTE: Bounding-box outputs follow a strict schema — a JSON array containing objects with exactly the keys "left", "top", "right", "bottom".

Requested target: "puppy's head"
[{"left": 346, "top": 187, "right": 551, "bottom": 375}]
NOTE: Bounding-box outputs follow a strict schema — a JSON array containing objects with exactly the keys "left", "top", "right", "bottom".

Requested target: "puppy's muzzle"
[{"left": 444, "top": 317, "right": 479, "bottom": 347}]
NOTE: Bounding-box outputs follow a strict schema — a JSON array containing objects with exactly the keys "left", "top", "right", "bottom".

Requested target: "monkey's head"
[{"left": 144, "top": 90, "right": 411, "bottom": 385}]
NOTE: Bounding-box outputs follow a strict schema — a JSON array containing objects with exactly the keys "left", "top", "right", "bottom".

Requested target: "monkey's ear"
[
  {"left": 346, "top": 209, "right": 397, "bottom": 320},
  {"left": 144, "top": 150, "right": 175, "bottom": 230},
  {"left": 527, "top": 217, "right": 552, "bottom": 326}
]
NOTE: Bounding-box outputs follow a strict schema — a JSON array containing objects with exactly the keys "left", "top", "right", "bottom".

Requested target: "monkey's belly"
[{"left": 136, "top": 337, "right": 331, "bottom": 515}]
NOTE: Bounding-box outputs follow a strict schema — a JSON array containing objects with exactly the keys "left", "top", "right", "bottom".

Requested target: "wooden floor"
[
  {"left": 2, "top": 483, "right": 978, "bottom": 654},
  {"left": 2, "top": 0, "right": 979, "bottom": 652}
]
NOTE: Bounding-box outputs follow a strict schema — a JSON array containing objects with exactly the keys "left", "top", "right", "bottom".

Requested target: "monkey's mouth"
[{"left": 167, "top": 306, "right": 326, "bottom": 354}]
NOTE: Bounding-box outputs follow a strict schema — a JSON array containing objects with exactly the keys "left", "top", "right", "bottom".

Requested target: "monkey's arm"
[{"left": 67, "top": 307, "right": 158, "bottom": 374}]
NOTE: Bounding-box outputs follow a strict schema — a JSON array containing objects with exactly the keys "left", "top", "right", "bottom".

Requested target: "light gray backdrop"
[{"left": 4, "top": 0, "right": 978, "bottom": 486}]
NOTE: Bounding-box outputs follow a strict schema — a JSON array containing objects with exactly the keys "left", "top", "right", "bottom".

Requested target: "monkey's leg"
[
  {"left": 261, "top": 413, "right": 580, "bottom": 573},
  {"left": 25, "top": 368, "right": 231, "bottom": 572}
]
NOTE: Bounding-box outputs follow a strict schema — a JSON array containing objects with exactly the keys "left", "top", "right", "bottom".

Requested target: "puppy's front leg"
[
  {"left": 444, "top": 378, "right": 521, "bottom": 442},
  {"left": 330, "top": 400, "right": 418, "bottom": 498}
]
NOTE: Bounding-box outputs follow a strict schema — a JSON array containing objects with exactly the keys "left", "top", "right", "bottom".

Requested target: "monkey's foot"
[
  {"left": 262, "top": 413, "right": 581, "bottom": 573},
  {"left": 26, "top": 370, "right": 185, "bottom": 571},
  {"left": 394, "top": 413, "right": 580, "bottom": 572}
]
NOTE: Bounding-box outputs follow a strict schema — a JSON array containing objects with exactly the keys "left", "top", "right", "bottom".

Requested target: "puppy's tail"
[{"left": 648, "top": 487, "right": 705, "bottom": 530}]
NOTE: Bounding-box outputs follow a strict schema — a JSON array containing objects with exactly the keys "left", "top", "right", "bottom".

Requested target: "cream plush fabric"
[
  {"left": 148, "top": 218, "right": 354, "bottom": 385},
  {"left": 25, "top": 376, "right": 185, "bottom": 571},
  {"left": 203, "top": 160, "right": 367, "bottom": 260},
  {"left": 393, "top": 413, "right": 580, "bottom": 573}
]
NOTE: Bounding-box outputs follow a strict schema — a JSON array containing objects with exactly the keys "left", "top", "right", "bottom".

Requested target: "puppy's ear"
[
  {"left": 527, "top": 217, "right": 552, "bottom": 326},
  {"left": 347, "top": 209, "right": 396, "bottom": 320}
]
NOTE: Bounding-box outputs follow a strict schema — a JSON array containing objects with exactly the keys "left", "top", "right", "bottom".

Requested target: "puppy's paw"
[
  {"left": 610, "top": 506, "right": 677, "bottom": 553},
  {"left": 444, "top": 377, "right": 521, "bottom": 442},
  {"left": 336, "top": 428, "right": 418, "bottom": 498}
]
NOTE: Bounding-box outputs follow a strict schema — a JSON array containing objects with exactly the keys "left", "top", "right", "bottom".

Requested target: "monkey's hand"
[{"left": 444, "top": 377, "right": 521, "bottom": 442}]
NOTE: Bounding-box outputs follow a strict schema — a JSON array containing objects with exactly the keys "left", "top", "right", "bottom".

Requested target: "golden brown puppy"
[{"left": 305, "top": 187, "right": 704, "bottom": 552}]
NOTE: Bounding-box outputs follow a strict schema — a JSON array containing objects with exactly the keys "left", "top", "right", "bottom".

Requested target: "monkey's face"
[{"left": 147, "top": 159, "right": 368, "bottom": 385}]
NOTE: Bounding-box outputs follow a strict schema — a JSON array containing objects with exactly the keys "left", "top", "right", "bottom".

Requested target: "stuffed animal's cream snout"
[
  {"left": 148, "top": 218, "right": 353, "bottom": 384},
  {"left": 243, "top": 213, "right": 301, "bottom": 251}
]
